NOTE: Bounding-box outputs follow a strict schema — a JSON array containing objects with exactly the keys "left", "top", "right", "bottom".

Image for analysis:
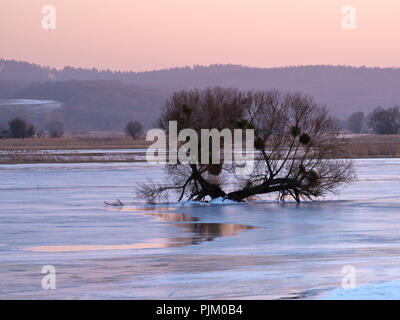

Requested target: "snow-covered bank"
[{"left": 323, "top": 280, "right": 400, "bottom": 300}]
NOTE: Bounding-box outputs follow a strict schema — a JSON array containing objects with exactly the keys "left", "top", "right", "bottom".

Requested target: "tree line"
[
  {"left": 346, "top": 106, "right": 400, "bottom": 134},
  {"left": 0, "top": 117, "right": 64, "bottom": 139},
  {"left": 1, "top": 116, "right": 145, "bottom": 140}
]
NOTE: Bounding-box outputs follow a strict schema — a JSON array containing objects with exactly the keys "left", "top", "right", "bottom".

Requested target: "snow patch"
[
  {"left": 323, "top": 280, "right": 400, "bottom": 300},
  {"left": 208, "top": 197, "right": 241, "bottom": 205},
  {"left": 177, "top": 197, "right": 242, "bottom": 206},
  {"left": 177, "top": 200, "right": 209, "bottom": 206}
]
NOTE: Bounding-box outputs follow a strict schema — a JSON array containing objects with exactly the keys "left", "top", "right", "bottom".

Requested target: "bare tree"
[
  {"left": 138, "top": 88, "right": 355, "bottom": 203},
  {"left": 347, "top": 111, "right": 365, "bottom": 133},
  {"left": 48, "top": 121, "right": 64, "bottom": 138},
  {"left": 367, "top": 106, "right": 400, "bottom": 135},
  {"left": 125, "top": 121, "right": 143, "bottom": 139}
]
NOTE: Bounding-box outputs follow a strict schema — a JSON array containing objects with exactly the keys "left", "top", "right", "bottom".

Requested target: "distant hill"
[
  {"left": 1, "top": 59, "right": 400, "bottom": 131},
  {"left": 0, "top": 80, "right": 166, "bottom": 131}
]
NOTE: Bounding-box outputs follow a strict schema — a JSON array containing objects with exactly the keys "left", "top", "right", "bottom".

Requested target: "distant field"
[
  {"left": 0, "top": 133, "right": 152, "bottom": 151},
  {"left": 0, "top": 133, "right": 399, "bottom": 164},
  {"left": 342, "top": 134, "right": 400, "bottom": 158}
]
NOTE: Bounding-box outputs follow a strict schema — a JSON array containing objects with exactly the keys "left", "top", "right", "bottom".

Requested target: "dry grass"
[
  {"left": 0, "top": 150, "right": 148, "bottom": 164},
  {"left": 0, "top": 132, "right": 151, "bottom": 151},
  {"left": 342, "top": 134, "right": 400, "bottom": 158},
  {"left": 0, "top": 133, "right": 399, "bottom": 164}
]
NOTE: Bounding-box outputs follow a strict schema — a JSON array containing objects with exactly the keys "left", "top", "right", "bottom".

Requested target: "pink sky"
[{"left": 0, "top": 0, "right": 399, "bottom": 71}]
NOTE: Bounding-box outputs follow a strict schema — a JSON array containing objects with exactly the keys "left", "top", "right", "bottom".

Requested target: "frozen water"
[
  {"left": 0, "top": 99, "right": 61, "bottom": 109},
  {"left": 1, "top": 159, "right": 400, "bottom": 299}
]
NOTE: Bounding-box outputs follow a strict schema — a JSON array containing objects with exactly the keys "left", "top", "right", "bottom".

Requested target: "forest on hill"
[{"left": 1, "top": 59, "right": 400, "bottom": 131}]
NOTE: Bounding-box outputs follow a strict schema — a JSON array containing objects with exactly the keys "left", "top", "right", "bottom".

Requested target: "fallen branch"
[{"left": 104, "top": 199, "right": 124, "bottom": 206}]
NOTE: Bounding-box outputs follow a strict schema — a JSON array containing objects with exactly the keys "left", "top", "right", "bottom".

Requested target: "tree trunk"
[
  {"left": 190, "top": 165, "right": 226, "bottom": 199},
  {"left": 227, "top": 178, "right": 300, "bottom": 202}
]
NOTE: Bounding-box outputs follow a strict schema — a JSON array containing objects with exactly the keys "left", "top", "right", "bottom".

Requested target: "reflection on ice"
[
  {"left": 175, "top": 223, "right": 258, "bottom": 243},
  {"left": 27, "top": 238, "right": 181, "bottom": 252},
  {"left": 118, "top": 206, "right": 199, "bottom": 222},
  {"left": 27, "top": 206, "right": 257, "bottom": 252}
]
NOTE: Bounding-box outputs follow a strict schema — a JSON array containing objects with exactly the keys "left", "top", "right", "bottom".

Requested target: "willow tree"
[{"left": 138, "top": 87, "right": 354, "bottom": 203}]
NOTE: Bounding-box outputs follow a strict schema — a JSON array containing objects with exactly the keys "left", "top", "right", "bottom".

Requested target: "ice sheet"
[{"left": 1, "top": 159, "right": 400, "bottom": 299}]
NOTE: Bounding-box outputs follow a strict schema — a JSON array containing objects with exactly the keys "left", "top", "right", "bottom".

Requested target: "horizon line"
[{"left": 2, "top": 58, "right": 400, "bottom": 74}]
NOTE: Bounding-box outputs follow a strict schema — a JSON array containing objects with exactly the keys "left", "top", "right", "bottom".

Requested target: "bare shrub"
[
  {"left": 125, "top": 121, "right": 143, "bottom": 139},
  {"left": 48, "top": 121, "right": 64, "bottom": 138}
]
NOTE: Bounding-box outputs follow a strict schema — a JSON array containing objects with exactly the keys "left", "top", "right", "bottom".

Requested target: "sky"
[{"left": 0, "top": 0, "right": 399, "bottom": 71}]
